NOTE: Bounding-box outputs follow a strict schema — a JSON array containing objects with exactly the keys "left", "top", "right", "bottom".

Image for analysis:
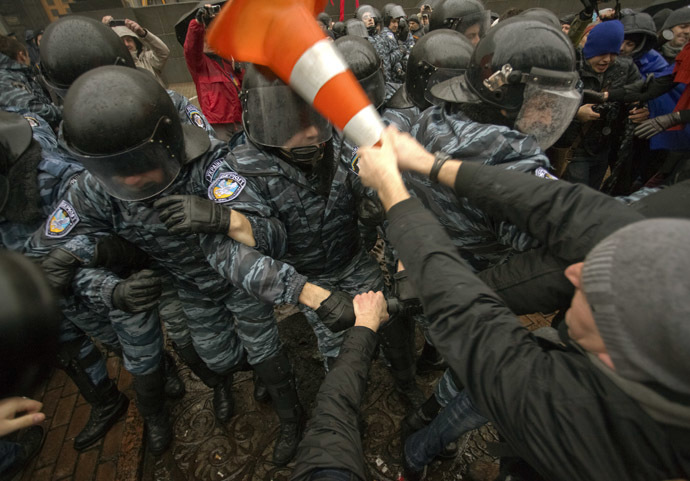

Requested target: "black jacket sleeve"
[
  {"left": 450, "top": 162, "right": 643, "bottom": 312},
  {"left": 290, "top": 326, "right": 378, "bottom": 481}
]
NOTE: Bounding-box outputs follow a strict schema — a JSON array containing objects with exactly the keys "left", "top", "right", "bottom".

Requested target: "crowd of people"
[{"left": 0, "top": 1, "right": 688, "bottom": 480}]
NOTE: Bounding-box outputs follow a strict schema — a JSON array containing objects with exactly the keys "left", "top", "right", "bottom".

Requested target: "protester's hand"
[
  {"left": 112, "top": 269, "right": 162, "bottom": 313},
  {"left": 102, "top": 15, "right": 114, "bottom": 25},
  {"left": 124, "top": 19, "right": 146, "bottom": 37},
  {"left": 634, "top": 112, "right": 683, "bottom": 139},
  {"left": 315, "top": 290, "right": 356, "bottom": 332},
  {"left": 353, "top": 291, "right": 389, "bottom": 332},
  {"left": 576, "top": 104, "right": 600, "bottom": 122},
  {"left": 628, "top": 106, "right": 650, "bottom": 124},
  {"left": 358, "top": 127, "right": 403, "bottom": 189},
  {"left": 0, "top": 397, "right": 44, "bottom": 437},
  {"left": 154, "top": 195, "right": 232, "bottom": 236},
  {"left": 41, "top": 247, "right": 83, "bottom": 295},
  {"left": 388, "top": 127, "right": 435, "bottom": 173}
]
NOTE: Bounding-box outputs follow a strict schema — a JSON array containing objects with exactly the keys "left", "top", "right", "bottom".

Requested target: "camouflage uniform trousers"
[{"left": 174, "top": 281, "right": 283, "bottom": 373}]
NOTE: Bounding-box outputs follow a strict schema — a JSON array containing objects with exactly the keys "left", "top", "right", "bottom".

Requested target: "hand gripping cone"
[{"left": 207, "top": 0, "right": 385, "bottom": 147}]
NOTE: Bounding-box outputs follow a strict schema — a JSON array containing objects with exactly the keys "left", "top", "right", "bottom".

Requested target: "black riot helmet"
[
  {"left": 345, "top": 19, "right": 369, "bottom": 38},
  {"left": 383, "top": 4, "right": 407, "bottom": 29},
  {"left": 520, "top": 8, "right": 562, "bottom": 30},
  {"left": 403, "top": 29, "right": 473, "bottom": 110},
  {"left": 0, "top": 250, "right": 60, "bottom": 397},
  {"left": 356, "top": 4, "right": 381, "bottom": 35},
  {"left": 61, "top": 66, "right": 209, "bottom": 201},
  {"left": 431, "top": 16, "right": 580, "bottom": 150},
  {"left": 333, "top": 21, "right": 347, "bottom": 39},
  {"left": 661, "top": 7, "right": 690, "bottom": 43},
  {"left": 241, "top": 65, "right": 331, "bottom": 166},
  {"left": 0, "top": 111, "right": 34, "bottom": 213},
  {"left": 39, "top": 15, "right": 134, "bottom": 100},
  {"left": 621, "top": 11, "right": 658, "bottom": 58},
  {"left": 334, "top": 35, "right": 386, "bottom": 109},
  {"left": 428, "top": 0, "right": 490, "bottom": 46}
]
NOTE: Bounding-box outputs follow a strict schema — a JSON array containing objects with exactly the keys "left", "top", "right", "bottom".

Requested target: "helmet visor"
[
  {"left": 447, "top": 10, "right": 491, "bottom": 40},
  {"left": 243, "top": 84, "right": 332, "bottom": 148},
  {"left": 360, "top": 68, "right": 386, "bottom": 109},
  {"left": 424, "top": 67, "right": 467, "bottom": 106},
  {"left": 60, "top": 118, "right": 181, "bottom": 201},
  {"left": 514, "top": 69, "right": 581, "bottom": 150}
]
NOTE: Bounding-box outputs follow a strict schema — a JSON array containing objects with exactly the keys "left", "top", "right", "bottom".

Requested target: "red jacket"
[{"left": 184, "top": 19, "right": 244, "bottom": 124}]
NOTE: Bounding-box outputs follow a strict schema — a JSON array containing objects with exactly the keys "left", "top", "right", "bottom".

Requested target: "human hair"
[{"left": 0, "top": 35, "right": 27, "bottom": 61}]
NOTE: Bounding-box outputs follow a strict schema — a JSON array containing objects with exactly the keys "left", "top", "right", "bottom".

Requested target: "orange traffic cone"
[{"left": 207, "top": 0, "right": 384, "bottom": 147}]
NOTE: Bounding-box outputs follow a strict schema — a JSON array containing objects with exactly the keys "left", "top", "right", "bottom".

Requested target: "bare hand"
[
  {"left": 0, "top": 397, "right": 45, "bottom": 437},
  {"left": 389, "top": 128, "right": 435, "bottom": 173},
  {"left": 102, "top": 15, "right": 114, "bottom": 25},
  {"left": 353, "top": 291, "right": 389, "bottom": 332},
  {"left": 124, "top": 19, "right": 146, "bottom": 37},
  {"left": 357, "top": 127, "right": 403, "bottom": 191},
  {"left": 576, "top": 104, "right": 600, "bottom": 122},
  {"left": 628, "top": 106, "right": 650, "bottom": 124}
]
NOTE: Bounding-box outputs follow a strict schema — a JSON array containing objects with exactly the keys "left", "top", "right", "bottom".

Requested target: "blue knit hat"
[{"left": 583, "top": 20, "right": 624, "bottom": 59}]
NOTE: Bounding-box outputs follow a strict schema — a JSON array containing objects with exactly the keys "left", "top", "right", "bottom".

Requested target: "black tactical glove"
[
  {"left": 41, "top": 247, "right": 83, "bottom": 294},
  {"left": 391, "top": 270, "right": 423, "bottom": 316},
  {"left": 112, "top": 269, "right": 162, "bottom": 313},
  {"left": 91, "top": 235, "right": 151, "bottom": 276},
  {"left": 154, "top": 195, "right": 231, "bottom": 236},
  {"left": 634, "top": 112, "right": 683, "bottom": 140},
  {"left": 578, "top": 0, "right": 596, "bottom": 16},
  {"left": 315, "top": 290, "right": 356, "bottom": 332},
  {"left": 195, "top": 7, "right": 209, "bottom": 25},
  {"left": 582, "top": 89, "right": 607, "bottom": 104}
]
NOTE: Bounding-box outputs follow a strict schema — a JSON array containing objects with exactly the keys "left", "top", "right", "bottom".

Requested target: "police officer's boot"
[
  {"left": 161, "top": 351, "right": 185, "bottom": 399},
  {"left": 253, "top": 350, "right": 304, "bottom": 466},
  {"left": 73, "top": 378, "right": 129, "bottom": 451},
  {"left": 253, "top": 370, "right": 270, "bottom": 403},
  {"left": 133, "top": 369, "right": 172, "bottom": 455},
  {"left": 174, "top": 343, "right": 234, "bottom": 422},
  {"left": 380, "top": 314, "right": 426, "bottom": 410},
  {"left": 416, "top": 340, "right": 446, "bottom": 374}
]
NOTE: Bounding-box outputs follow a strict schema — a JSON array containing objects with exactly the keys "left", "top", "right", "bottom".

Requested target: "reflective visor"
[
  {"left": 243, "top": 84, "right": 331, "bottom": 148},
  {"left": 60, "top": 118, "right": 181, "bottom": 201},
  {"left": 424, "top": 67, "right": 467, "bottom": 106},
  {"left": 359, "top": 68, "right": 386, "bottom": 109},
  {"left": 514, "top": 69, "right": 581, "bottom": 150}
]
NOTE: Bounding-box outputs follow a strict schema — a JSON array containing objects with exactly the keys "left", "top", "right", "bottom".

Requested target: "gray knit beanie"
[{"left": 581, "top": 219, "right": 690, "bottom": 396}]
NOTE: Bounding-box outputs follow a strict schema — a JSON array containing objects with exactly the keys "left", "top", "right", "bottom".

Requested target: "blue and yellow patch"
[
  {"left": 350, "top": 146, "right": 360, "bottom": 175},
  {"left": 185, "top": 104, "right": 207, "bottom": 130},
  {"left": 534, "top": 167, "right": 558, "bottom": 180},
  {"left": 45, "top": 200, "right": 80, "bottom": 238},
  {"left": 208, "top": 172, "right": 246, "bottom": 203}
]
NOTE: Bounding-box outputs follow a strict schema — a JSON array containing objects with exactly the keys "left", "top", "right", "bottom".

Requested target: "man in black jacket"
[
  {"left": 290, "top": 291, "right": 389, "bottom": 481},
  {"left": 355, "top": 128, "right": 690, "bottom": 481}
]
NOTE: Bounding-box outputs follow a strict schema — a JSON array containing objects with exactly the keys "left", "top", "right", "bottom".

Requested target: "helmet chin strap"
[{"left": 276, "top": 143, "right": 326, "bottom": 170}]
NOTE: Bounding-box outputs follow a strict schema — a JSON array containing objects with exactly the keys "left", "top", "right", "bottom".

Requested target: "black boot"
[
  {"left": 73, "top": 378, "right": 129, "bottom": 451},
  {"left": 380, "top": 314, "right": 426, "bottom": 409},
  {"left": 253, "top": 370, "right": 270, "bottom": 403},
  {"left": 133, "top": 369, "right": 172, "bottom": 455},
  {"left": 162, "top": 351, "right": 185, "bottom": 399},
  {"left": 174, "top": 342, "right": 233, "bottom": 422},
  {"left": 253, "top": 351, "right": 304, "bottom": 466},
  {"left": 416, "top": 340, "right": 447, "bottom": 374},
  {"left": 403, "top": 394, "right": 442, "bottom": 435}
]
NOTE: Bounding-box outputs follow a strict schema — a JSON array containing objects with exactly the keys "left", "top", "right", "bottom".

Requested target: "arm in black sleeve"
[
  {"left": 453, "top": 162, "right": 644, "bottom": 263},
  {"left": 291, "top": 326, "right": 378, "bottom": 481},
  {"left": 608, "top": 74, "right": 677, "bottom": 103}
]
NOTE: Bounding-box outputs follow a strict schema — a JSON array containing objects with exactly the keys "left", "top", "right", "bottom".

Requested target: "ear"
[{"left": 597, "top": 352, "right": 615, "bottom": 371}]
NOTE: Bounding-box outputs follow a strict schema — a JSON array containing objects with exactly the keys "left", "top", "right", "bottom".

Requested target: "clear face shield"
[
  {"left": 60, "top": 117, "right": 182, "bottom": 201},
  {"left": 359, "top": 67, "right": 386, "bottom": 109},
  {"left": 513, "top": 68, "right": 581, "bottom": 150},
  {"left": 242, "top": 84, "right": 332, "bottom": 149}
]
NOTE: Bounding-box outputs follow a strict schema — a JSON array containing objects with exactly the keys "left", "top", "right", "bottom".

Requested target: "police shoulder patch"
[
  {"left": 350, "top": 146, "right": 360, "bottom": 175},
  {"left": 22, "top": 115, "right": 39, "bottom": 128},
  {"left": 534, "top": 167, "right": 558, "bottom": 180},
  {"left": 386, "top": 31, "right": 396, "bottom": 40},
  {"left": 185, "top": 104, "right": 207, "bottom": 129},
  {"left": 205, "top": 158, "right": 226, "bottom": 183},
  {"left": 208, "top": 172, "right": 246, "bottom": 203},
  {"left": 46, "top": 200, "right": 80, "bottom": 238}
]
